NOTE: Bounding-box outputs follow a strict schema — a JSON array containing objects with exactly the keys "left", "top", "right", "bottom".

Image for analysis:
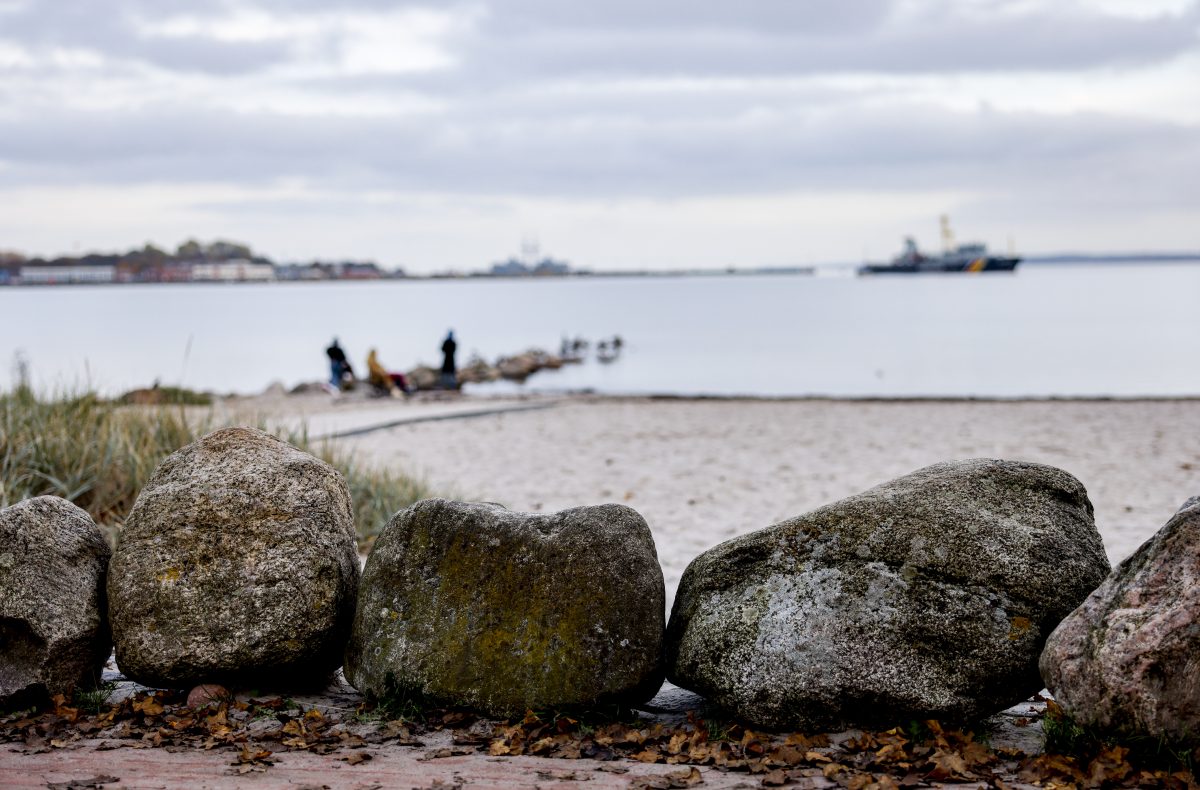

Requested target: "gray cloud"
[
  {"left": 0, "top": 0, "right": 1197, "bottom": 262},
  {"left": 2, "top": 0, "right": 1196, "bottom": 80},
  {"left": 1, "top": 96, "right": 1195, "bottom": 208},
  {"left": 0, "top": 2, "right": 294, "bottom": 75},
  {"left": 461, "top": 0, "right": 1200, "bottom": 78}
]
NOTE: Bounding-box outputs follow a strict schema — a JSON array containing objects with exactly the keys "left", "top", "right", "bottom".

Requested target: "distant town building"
[
  {"left": 275, "top": 263, "right": 329, "bottom": 281},
  {"left": 0, "top": 253, "right": 21, "bottom": 285},
  {"left": 333, "top": 261, "right": 384, "bottom": 280},
  {"left": 0, "top": 239, "right": 407, "bottom": 286},
  {"left": 20, "top": 264, "right": 115, "bottom": 285},
  {"left": 275, "top": 260, "right": 390, "bottom": 280},
  {"left": 532, "top": 259, "right": 570, "bottom": 276},
  {"left": 191, "top": 259, "right": 275, "bottom": 282},
  {"left": 489, "top": 256, "right": 572, "bottom": 277},
  {"left": 490, "top": 258, "right": 530, "bottom": 276},
  {"left": 115, "top": 260, "right": 193, "bottom": 283}
]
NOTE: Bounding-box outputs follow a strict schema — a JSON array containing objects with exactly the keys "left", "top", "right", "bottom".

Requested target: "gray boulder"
[
  {"left": 0, "top": 496, "right": 111, "bottom": 707},
  {"left": 1041, "top": 497, "right": 1200, "bottom": 742},
  {"left": 345, "top": 499, "right": 665, "bottom": 717},
  {"left": 666, "top": 459, "right": 1109, "bottom": 730},
  {"left": 108, "top": 427, "right": 359, "bottom": 688}
]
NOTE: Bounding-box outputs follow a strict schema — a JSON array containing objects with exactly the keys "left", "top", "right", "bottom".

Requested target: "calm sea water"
[{"left": 1, "top": 263, "right": 1197, "bottom": 398}]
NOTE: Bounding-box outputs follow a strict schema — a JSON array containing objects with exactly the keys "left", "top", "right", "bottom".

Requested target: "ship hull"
[{"left": 859, "top": 256, "right": 1020, "bottom": 275}]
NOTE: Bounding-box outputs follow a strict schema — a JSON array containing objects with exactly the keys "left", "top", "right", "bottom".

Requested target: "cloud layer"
[{"left": 0, "top": 0, "right": 1197, "bottom": 267}]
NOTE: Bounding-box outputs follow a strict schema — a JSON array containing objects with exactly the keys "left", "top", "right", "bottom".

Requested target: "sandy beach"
[
  {"left": 249, "top": 393, "right": 1200, "bottom": 607},
  {"left": 10, "top": 393, "right": 1191, "bottom": 789}
]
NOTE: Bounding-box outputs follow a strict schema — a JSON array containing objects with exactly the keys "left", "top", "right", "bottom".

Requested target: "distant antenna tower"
[
  {"left": 939, "top": 215, "right": 956, "bottom": 254},
  {"left": 520, "top": 236, "right": 540, "bottom": 266}
]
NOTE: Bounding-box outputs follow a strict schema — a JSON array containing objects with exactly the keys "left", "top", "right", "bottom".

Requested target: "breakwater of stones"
[{"left": 2, "top": 426, "right": 1197, "bottom": 746}]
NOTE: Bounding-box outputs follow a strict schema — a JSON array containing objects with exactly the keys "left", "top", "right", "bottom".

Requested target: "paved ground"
[{"left": 2, "top": 745, "right": 749, "bottom": 790}]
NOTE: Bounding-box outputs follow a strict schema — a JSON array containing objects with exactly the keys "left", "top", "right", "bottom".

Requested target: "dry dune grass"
[{"left": 0, "top": 384, "right": 433, "bottom": 548}]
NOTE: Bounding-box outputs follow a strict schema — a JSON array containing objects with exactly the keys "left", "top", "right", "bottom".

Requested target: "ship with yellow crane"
[{"left": 859, "top": 216, "right": 1020, "bottom": 274}]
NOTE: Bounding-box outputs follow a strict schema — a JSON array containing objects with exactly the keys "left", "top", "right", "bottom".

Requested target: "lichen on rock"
[
  {"left": 665, "top": 458, "right": 1109, "bottom": 730},
  {"left": 345, "top": 499, "right": 665, "bottom": 717},
  {"left": 1041, "top": 496, "right": 1200, "bottom": 743},
  {"left": 0, "top": 496, "right": 111, "bottom": 708},
  {"left": 107, "top": 427, "right": 359, "bottom": 688}
]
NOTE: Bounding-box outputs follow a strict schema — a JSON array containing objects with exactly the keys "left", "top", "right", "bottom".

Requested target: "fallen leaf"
[
  {"left": 132, "top": 695, "right": 165, "bottom": 717},
  {"left": 664, "top": 767, "right": 703, "bottom": 787},
  {"left": 924, "top": 748, "right": 970, "bottom": 781}
]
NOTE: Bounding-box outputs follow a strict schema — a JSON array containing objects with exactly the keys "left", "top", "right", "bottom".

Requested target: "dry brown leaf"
[
  {"left": 663, "top": 766, "right": 703, "bottom": 787},
  {"left": 924, "top": 748, "right": 970, "bottom": 781},
  {"left": 843, "top": 771, "right": 875, "bottom": 790},
  {"left": 822, "top": 762, "right": 847, "bottom": 778},
  {"left": 530, "top": 736, "right": 558, "bottom": 754},
  {"left": 132, "top": 695, "right": 165, "bottom": 717},
  {"left": 784, "top": 733, "right": 829, "bottom": 749}
]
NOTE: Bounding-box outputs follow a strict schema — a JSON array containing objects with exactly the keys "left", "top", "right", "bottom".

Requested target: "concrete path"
[
  {"left": 220, "top": 393, "right": 564, "bottom": 442},
  {"left": 2, "top": 743, "right": 747, "bottom": 790}
]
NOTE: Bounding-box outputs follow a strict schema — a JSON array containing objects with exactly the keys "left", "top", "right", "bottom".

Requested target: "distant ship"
[{"left": 859, "top": 216, "right": 1020, "bottom": 275}]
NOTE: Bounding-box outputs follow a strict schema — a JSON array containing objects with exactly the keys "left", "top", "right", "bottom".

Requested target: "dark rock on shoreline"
[
  {"left": 665, "top": 459, "right": 1109, "bottom": 731},
  {"left": 345, "top": 499, "right": 665, "bottom": 717},
  {"left": 1041, "top": 496, "right": 1200, "bottom": 743},
  {"left": 108, "top": 427, "right": 360, "bottom": 688},
  {"left": 0, "top": 496, "right": 112, "bottom": 707}
]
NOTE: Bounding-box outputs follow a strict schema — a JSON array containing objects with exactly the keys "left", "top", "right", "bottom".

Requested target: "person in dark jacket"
[
  {"left": 326, "top": 338, "right": 354, "bottom": 389},
  {"left": 440, "top": 331, "right": 458, "bottom": 389}
]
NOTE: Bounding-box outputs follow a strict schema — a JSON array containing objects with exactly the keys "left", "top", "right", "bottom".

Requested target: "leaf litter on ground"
[{"left": 3, "top": 691, "right": 1198, "bottom": 787}]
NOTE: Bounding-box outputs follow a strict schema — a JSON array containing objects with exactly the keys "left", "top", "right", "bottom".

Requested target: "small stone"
[
  {"left": 1041, "top": 497, "right": 1200, "bottom": 742},
  {"left": 345, "top": 499, "right": 665, "bottom": 717},
  {"left": 187, "top": 683, "right": 231, "bottom": 708},
  {"left": 0, "top": 496, "right": 112, "bottom": 708},
  {"left": 665, "top": 459, "right": 1109, "bottom": 730},
  {"left": 108, "top": 427, "right": 360, "bottom": 688}
]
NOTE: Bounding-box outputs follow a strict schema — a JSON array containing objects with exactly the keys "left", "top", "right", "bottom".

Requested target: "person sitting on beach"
[
  {"left": 366, "top": 348, "right": 410, "bottom": 398},
  {"left": 440, "top": 330, "right": 459, "bottom": 390},
  {"left": 326, "top": 338, "right": 355, "bottom": 390}
]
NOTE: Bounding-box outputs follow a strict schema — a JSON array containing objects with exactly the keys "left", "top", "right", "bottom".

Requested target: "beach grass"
[{"left": 0, "top": 383, "right": 433, "bottom": 548}]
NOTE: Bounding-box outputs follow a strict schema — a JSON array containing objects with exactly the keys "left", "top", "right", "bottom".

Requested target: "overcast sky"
[{"left": 1, "top": 0, "right": 1197, "bottom": 271}]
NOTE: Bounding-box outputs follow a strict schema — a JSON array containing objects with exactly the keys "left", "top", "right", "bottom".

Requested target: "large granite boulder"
[
  {"left": 108, "top": 427, "right": 359, "bottom": 688},
  {"left": 666, "top": 459, "right": 1109, "bottom": 730},
  {"left": 1041, "top": 497, "right": 1200, "bottom": 742},
  {"left": 345, "top": 499, "right": 665, "bottom": 717},
  {"left": 0, "top": 496, "right": 111, "bottom": 708}
]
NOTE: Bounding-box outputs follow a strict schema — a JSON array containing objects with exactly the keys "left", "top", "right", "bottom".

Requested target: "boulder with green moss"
[
  {"left": 107, "top": 427, "right": 359, "bottom": 688},
  {"left": 665, "top": 459, "right": 1109, "bottom": 730},
  {"left": 0, "top": 496, "right": 111, "bottom": 708},
  {"left": 345, "top": 499, "right": 665, "bottom": 716}
]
